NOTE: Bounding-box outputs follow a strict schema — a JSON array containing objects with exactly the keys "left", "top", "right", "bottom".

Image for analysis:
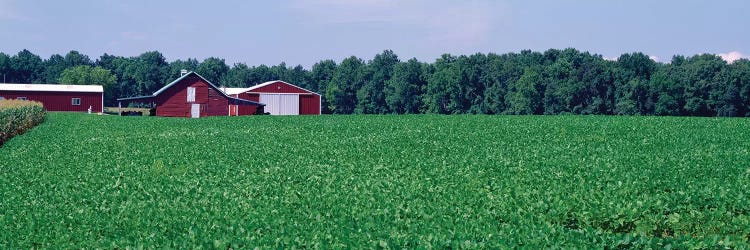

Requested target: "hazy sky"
[{"left": 1, "top": 0, "right": 748, "bottom": 67}]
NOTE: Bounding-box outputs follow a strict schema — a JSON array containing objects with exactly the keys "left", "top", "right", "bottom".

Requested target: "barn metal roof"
[
  {"left": 117, "top": 71, "right": 264, "bottom": 106},
  {"left": 221, "top": 87, "right": 249, "bottom": 95},
  {"left": 152, "top": 72, "right": 195, "bottom": 96},
  {"left": 116, "top": 95, "right": 154, "bottom": 102},
  {"left": 0, "top": 83, "right": 103, "bottom": 93},
  {"left": 229, "top": 80, "right": 321, "bottom": 96}
]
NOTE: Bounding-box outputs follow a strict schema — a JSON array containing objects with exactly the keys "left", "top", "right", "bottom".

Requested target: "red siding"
[
  {"left": 152, "top": 75, "right": 263, "bottom": 117},
  {"left": 300, "top": 94, "right": 321, "bottom": 115},
  {"left": 247, "top": 81, "right": 320, "bottom": 115},
  {"left": 155, "top": 76, "right": 199, "bottom": 117},
  {"left": 228, "top": 93, "right": 260, "bottom": 116},
  {"left": 245, "top": 93, "right": 260, "bottom": 102},
  {"left": 234, "top": 93, "right": 257, "bottom": 115},
  {"left": 155, "top": 75, "right": 233, "bottom": 117},
  {"left": 251, "top": 81, "right": 310, "bottom": 94},
  {"left": 205, "top": 88, "right": 229, "bottom": 116},
  {"left": 0, "top": 90, "right": 102, "bottom": 112}
]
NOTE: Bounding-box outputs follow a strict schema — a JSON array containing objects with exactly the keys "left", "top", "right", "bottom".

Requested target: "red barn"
[
  {"left": 117, "top": 71, "right": 264, "bottom": 118},
  {"left": 225, "top": 80, "right": 320, "bottom": 115},
  {"left": 0, "top": 83, "right": 103, "bottom": 112}
]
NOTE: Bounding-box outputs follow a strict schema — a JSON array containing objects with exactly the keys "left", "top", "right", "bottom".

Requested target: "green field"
[{"left": 1, "top": 113, "right": 749, "bottom": 248}]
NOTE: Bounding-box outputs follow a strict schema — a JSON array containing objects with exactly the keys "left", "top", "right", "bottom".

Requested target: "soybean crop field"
[{"left": 1, "top": 113, "right": 749, "bottom": 248}]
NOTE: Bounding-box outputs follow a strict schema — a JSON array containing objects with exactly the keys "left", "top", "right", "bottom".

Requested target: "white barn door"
[
  {"left": 260, "top": 94, "right": 279, "bottom": 115},
  {"left": 279, "top": 94, "right": 299, "bottom": 115},
  {"left": 259, "top": 94, "right": 299, "bottom": 115},
  {"left": 191, "top": 104, "right": 200, "bottom": 118}
]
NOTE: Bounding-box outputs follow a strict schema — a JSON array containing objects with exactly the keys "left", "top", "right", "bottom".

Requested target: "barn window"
[
  {"left": 17, "top": 97, "right": 27, "bottom": 100},
  {"left": 72, "top": 98, "right": 81, "bottom": 105},
  {"left": 187, "top": 87, "right": 196, "bottom": 102}
]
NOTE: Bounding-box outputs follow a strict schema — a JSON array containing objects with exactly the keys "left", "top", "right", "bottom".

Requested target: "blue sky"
[{"left": 1, "top": 0, "right": 748, "bottom": 67}]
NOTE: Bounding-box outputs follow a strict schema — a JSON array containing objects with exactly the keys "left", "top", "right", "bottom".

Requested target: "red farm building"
[
  {"left": 117, "top": 71, "right": 264, "bottom": 118},
  {"left": 223, "top": 80, "right": 321, "bottom": 115},
  {"left": 0, "top": 83, "right": 103, "bottom": 112}
]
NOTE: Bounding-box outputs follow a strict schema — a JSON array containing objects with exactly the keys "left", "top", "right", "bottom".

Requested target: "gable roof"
[
  {"left": 117, "top": 71, "right": 264, "bottom": 106},
  {"left": 232, "top": 80, "right": 320, "bottom": 96},
  {"left": 0, "top": 83, "right": 103, "bottom": 93},
  {"left": 152, "top": 71, "right": 200, "bottom": 96},
  {"left": 222, "top": 87, "right": 249, "bottom": 95}
]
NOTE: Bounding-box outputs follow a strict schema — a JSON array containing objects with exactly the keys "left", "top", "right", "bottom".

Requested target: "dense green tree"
[
  {"left": 95, "top": 53, "right": 119, "bottom": 70},
  {"left": 648, "top": 64, "right": 682, "bottom": 116},
  {"left": 270, "top": 62, "right": 289, "bottom": 82},
  {"left": 0, "top": 52, "right": 10, "bottom": 83},
  {"left": 196, "top": 57, "right": 229, "bottom": 85},
  {"left": 284, "top": 65, "right": 311, "bottom": 90},
  {"left": 59, "top": 66, "right": 117, "bottom": 105},
  {"left": 542, "top": 51, "right": 571, "bottom": 114},
  {"left": 64, "top": 50, "right": 92, "bottom": 67},
  {"left": 385, "top": 58, "right": 427, "bottom": 114},
  {"left": 327, "top": 56, "right": 365, "bottom": 114},
  {"left": 710, "top": 59, "right": 749, "bottom": 117},
  {"left": 9, "top": 49, "right": 44, "bottom": 83},
  {"left": 248, "top": 65, "right": 278, "bottom": 85},
  {"left": 224, "top": 63, "right": 252, "bottom": 87},
  {"left": 127, "top": 51, "right": 170, "bottom": 95},
  {"left": 731, "top": 59, "right": 750, "bottom": 116},
  {"left": 41, "top": 54, "right": 66, "bottom": 83},
  {"left": 588, "top": 60, "right": 618, "bottom": 115},
  {"left": 101, "top": 55, "right": 138, "bottom": 101},
  {"left": 311, "top": 60, "right": 337, "bottom": 114},
  {"left": 612, "top": 53, "right": 660, "bottom": 115},
  {"left": 424, "top": 54, "right": 459, "bottom": 114},
  {"left": 618, "top": 52, "right": 658, "bottom": 80},
  {"left": 59, "top": 65, "right": 116, "bottom": 85},
  {"left": 421, "top": 53, "right": 488, "bottom": 114},
  {"left": 480, "top": 53, "right": 526, "bottom": 114},
  {"left": 682, "top": 54, "right": 726, "bottom": 116},
  {"left": 94, "top": 53, "right": 131, "bottom": 101},
  {"left": 505, "top": 67, "right": 545, "bottom": 114},
  {"left": 541, "top": 49, "right": 615, "bottom": 114},
  {"left": 356, "top": 50, "right": 399, "bottom": 114},
  {"left": 457, "top": 53, "right": 488, "bottom": 114},
  {"left": 2, "top": 48, "right": 749, "bottom": 117},
  {"left": 37, "top": 51, "right": 94, "bottom": 84},
  {"left": 168, "top": 58, "right": 199, "bottom": 79},
  {"left": 310, "top": 60, "right": 336, "bottom": 94}
]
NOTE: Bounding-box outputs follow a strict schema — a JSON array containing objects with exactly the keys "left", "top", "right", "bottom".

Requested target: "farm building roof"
[
  {"left": 116, "top": 95, "right": 154, "bottom": 102},
  {"left": 116, "top": 71, "right": 264, "bottom": 106},
  {"left": 0, "top": 83, "right": 103, "bottom": 93},
  {"left": 226, "top": 80, "right": 321, "bottom": 96},
  {"left": 221, "top": 87, "right": 249, "bottom": 95}
]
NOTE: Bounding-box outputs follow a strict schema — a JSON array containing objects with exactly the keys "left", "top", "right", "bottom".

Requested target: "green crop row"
[
  {"left": 0, "top": 100, "right": 45, "bottom": 146},
  {"left": 0, "top": 113, "right": 749, "bottom": 248}
]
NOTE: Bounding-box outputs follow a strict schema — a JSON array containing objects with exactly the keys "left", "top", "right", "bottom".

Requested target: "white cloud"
[
  {"left": 648, "top": 55, "right": 660, "bottom": 62},
  {"left": 718, "top": 51, "right": 747, "bottom": 63},
  {"left": 289, "top": 0, "right": 508, "bottom": 48}
]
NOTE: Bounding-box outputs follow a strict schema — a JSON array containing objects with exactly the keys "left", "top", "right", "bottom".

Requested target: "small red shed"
[
  {"left": 225, "top": 80, "right": 320, "bottom": 115},
  {"left": 0, "top": 83, "right": 103, "bottom": 112},
  {"left": 117, "top": 71, "right": 264, "bottom": 118}
]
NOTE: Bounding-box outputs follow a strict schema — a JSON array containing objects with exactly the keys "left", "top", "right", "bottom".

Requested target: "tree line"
[{"left": 1, "top": 48, "right": 749, "bottom": 116}]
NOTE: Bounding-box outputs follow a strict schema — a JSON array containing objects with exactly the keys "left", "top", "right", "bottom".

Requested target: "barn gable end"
[
  {"left": 117, "top": 71, "right": 263, "bottom": 118},
  {"left": 241, "top": 80, "right": 321, "bottom": 115},
  {"left": 248, "top": 81, "right": 312, "bottom": 94}
]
